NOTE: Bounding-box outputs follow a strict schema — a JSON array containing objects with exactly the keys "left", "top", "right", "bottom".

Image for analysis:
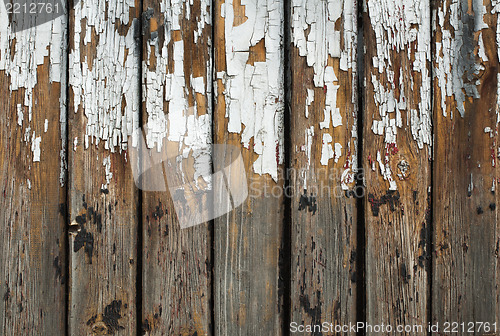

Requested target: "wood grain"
[
  {"left": 432, "top": 0, "right": 499, "bottom": 330},
  {"left": 140, "top": 0, "right": 212, "bottom": 334},
  {"left": 363, "top": 0, "right": 432, "bottom": 332},
  {"left": 67, "top": 0, "right": 141, "bottom": 334},
  {"left": 0, "top": 18, "right": 67, "bottom": 335},
  {"left": 213, "top": 0, "right": 285, "bottom": 334},
  {"left": 288, "top": 0, "right": 358, "bottom": 332}
]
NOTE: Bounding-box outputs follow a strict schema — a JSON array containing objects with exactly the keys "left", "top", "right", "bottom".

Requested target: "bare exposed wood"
[
  {"left": 140, "top": 0, "right": 212, "bottom": 334},
  {"left": 432, "top": 0, "right": 499, "bottom": 329},
  {"left": 363, "top": 0, "right": 432, "bottom": 332},
  {"left": 0, "top": 17, "right": 68, "bottom": 335},
  {"left": 288, "top": 0, "right": 358, "bottom": 331},
  {"left": 213, "top": 0, "right": 285, "bottom": 334},
  {"left": 67, "top": 0, "right": 141, "bottom": 334}
]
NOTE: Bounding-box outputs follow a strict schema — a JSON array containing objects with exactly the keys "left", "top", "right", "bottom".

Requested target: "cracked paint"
[
  {"left": 0, "top": 13, "right": 67, "bottom": 184},
  {"left": 142, "top": 0, "right": 212, "bottom": 188},
  {"left": 218, "top": 0, "right": 284, "bottom": 182},
  {"left": 69, "top": 0, "right": 140, "bottom": 154},
  {"left": 367, "top": 0, "right": 431, "bottom": 190}
]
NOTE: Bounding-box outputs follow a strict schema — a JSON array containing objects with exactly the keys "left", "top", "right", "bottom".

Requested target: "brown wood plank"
[
  {"left": 67, "top": 0, "right": 141, "bottom": 334},
  {"left": 363, "top": 0, "right": 432, "bottom": 332},
  {"left": 432, "top": 0, "right": 499, "bottom": 330},
  {"left": 0, "top": 16, "right": 68, "bottom": 335},
  {"left": 213, "top": 0, "right": 285, "bottom": 334},
  {"left": 139, "top": 0, "right": 212, "bottom": 334},
  {"left": 288, "top": 0, "right": 358, "bottom": 332}
]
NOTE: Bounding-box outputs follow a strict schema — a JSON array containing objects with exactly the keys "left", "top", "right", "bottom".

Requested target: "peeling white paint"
[
  {"left": 218, "top": 0, "right": 284, "bottom": 181},
  {"left": 367, "top": 0, "right": 432, "bottom": 190},
  {"left": 320, "top": 133, "right": 334, "bottom": 166},
  {"left": 376, "top": 150, "right": 397, "bottom": 191},
  {"left": 291, "top": 0, "right": 357, "bottom": 172},
  {"left": 435, "top": 0, "right": 486, "bottom": 118},
  {"left": 17, "top": 104, "right": 23, "bottom": 126},
  {"left": 101, "top": 155, "right": 113, "bottom": 190},
  {"left": 44, "top": 119, "right": 49, "bottom": 133},
  {"left": 142, "top": 0, "right": 212, "bottom": 187},
  {"left": 305, "top": 89, "right": 314, "bottom": 118},
  {"left": 31, "top": 133, "right": 41, "bottom": 162},
  {"left": 0, "top": 12, "right": 67, "bottom": 182},
  {"left": 69, "top": 0, "right": 139, "bottom": 153}
]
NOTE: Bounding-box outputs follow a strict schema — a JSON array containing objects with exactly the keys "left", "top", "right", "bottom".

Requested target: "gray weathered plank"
[
  {"left": 214, "top": 0, "right": 285, "bottom": 334},
  {"left": 288, "top": 0, "right": 358, "bottom": 332},
  {"left": 432, "top": 0, "right": 499, "bottom": 331},
  {"left": 140, "top": 0, "right": 212, "bottom": 334},
  {"left": 67, "top": 0, "right": 141, "bottom": 333},
  {"left": 0, "top": 15, "right": 68, "bottom": 335},
  {"left": 363, "top": 0, "right": 432, "bottom": 332}
]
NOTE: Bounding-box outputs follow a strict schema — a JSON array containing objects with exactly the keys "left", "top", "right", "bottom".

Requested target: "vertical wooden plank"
[
  {"left": 433, "top": 0, "right": 499, "bottom": 329},
  {"left": 213, "top": 0, "right": 285, "bottom": 334},
  {"left": 363, "top": 0, "right": 432, "bottom": 331},
  {"left": 140, "top": 0, "right": 212, "bottom": 334},
  {"left": 289, "top": 0, "right": 358, "bottom": 332},
  {"left": 0, "top": 14, "right": 67, "bottom": 335},
  {"left": 67, "top": 0, "right": 140, "bottom": 333}
]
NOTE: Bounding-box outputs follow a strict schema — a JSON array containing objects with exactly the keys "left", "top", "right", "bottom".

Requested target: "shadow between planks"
[{"left": 0, "top": 0, "right": 499, "bottom": 335}]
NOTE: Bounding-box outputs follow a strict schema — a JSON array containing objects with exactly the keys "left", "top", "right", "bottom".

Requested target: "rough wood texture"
[
  {"left": 213, "top": 0, "right": 285, "bottom": 334},
  {"left": 363, "top": 0, "right": 432, "bottom": 331},
  {"left": 433, "top": 0, "right": 499, "bottom": 329},
  {"left": 140, "top": 0, "right": 212, "bottom": 334},
  {"left": 67, "top": 0, "right": 140, "bottom": 333},
  {"left": 0, "top": 18, "right": 67, "bottom": 335},
  {"left": 288, "top": 0, "right": 358, "bottom": 331}
]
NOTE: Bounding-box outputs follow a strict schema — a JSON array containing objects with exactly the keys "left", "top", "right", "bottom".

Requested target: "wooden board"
[
  {"left": 140, "top": 0, "right": 212, "bottom": 334},
  {"left": 0, "top": 15, "right": 67, "bottom": 335},
  {"left": 213, "top": 0, "right": 285, "bottom": 334},
  {"left": 432, "top": 0, "right": 499, "bottom": 329},
  {"left": 67, "top": 0, "right": 141, "bottom": 334},
  {"left": 363, "top": 0, "right": 432, "bottom": 331},
  {"left": 288, "top": 0, "right": 358, "bottom": 331}
]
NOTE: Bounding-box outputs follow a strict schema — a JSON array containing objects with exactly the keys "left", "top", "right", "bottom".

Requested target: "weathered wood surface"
[
  {"left": 3, "top": 0, "right": 500, "bottom": 335},
  {"left": 288, "top": 0, "right": 358, "bottom": 331},
  {"left": 67, "top": 0, "right": 140, "bottom": 333},
  {"left": 0, "top": 16, "right": 67, "bottom": 335},
  {"left": 363, "top": 0, "right": 432, "bottom": 332},
  {"left": 140, "top": 0, "right": 212, "bottom": 334},
  {"left": 433, "top": 0, "right": 500, "bottom": 330},
  {"left": 213, "top": 0, "right": 285, "bottom": 334}
]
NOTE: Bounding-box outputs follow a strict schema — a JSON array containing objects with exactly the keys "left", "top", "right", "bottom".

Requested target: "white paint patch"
[
  {"left": 376, "top": 150, "right": 397, "bottom": 191},
  {"left": 478, "top": 33, "right": 489, "bottom": 61},
  {"left": 17, "top": 104, "right": 23, "bottom": 126},
  {"left": 305, "top": 89, "right": 314, "bottom": 118},
  {"left": 44, "top": 119, "right": 49, "bottom": 133},
  {"left": 101, "top": 155, "right": 113, "bottom": 190},
  {"left": 31, "top": 133, "right": 41, "bottom": 162},
  {"left": 320, "top": 133, "right": 334, "bottom": 166}
]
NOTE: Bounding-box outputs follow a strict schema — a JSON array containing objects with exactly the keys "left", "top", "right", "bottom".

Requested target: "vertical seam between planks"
[
  {"left": 137, "top": 3, "right": 144, "bottom": 334},
  {"left": 64, "top": 0, "right": 71, "bottom": 333},
  {"left": 210, "top": 0, "right": 216, "bottom": 334},
  {"left": 356, "top": 1, "right": 366, "bottom": 335},
  {"left": 282, "top": 0, "right": 292, "bottom": 334},
  {"left": 428, "top": 0, "right": 434, "bottom": 333}
]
